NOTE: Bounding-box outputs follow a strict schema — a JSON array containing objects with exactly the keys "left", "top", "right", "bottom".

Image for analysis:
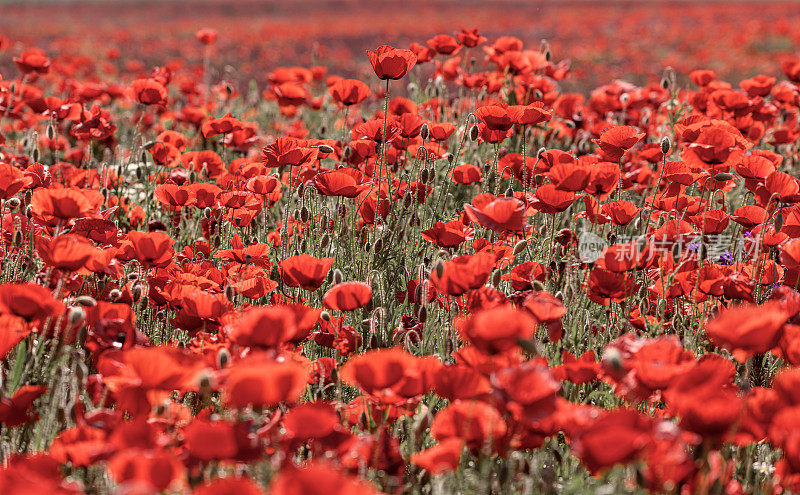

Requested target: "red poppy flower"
[
  {"left": 0, "top": 282, "right": 64, "bottom": 324},
  {"left": 14, "top": 49, "right": 50, "bottom": 74},
  {"left": 223, "top": 354, "right": 308, "bottom": 408},
  {"left": 107, "top": 449, "right": 186, "bottom": 492},
  {"left": 129, "top": 78, "right": 168, "bottom": 106},
  {"left": 474, "top": 105, "right": 513, "bottom": 131},
  {"left": 116, "top": 231, "right": 175, "bottom": 269},
  {"left": 410, "top": 438, "right": 465, "bottom": 475},
  {"left": 571, "top": 409, "right": 653, "bottom": 474},
  {"left": 0, "top": 385, "right": 47, "bottom": 427},
  {"left": 323, "top": 282, "right": 372, "bottom": 311},
  {"left": 366, "top": 45, "right": 417, "bottom": 80},
  {"left": 431, "top": 252, "right": 494, "bottom": 296},
  {"left": 262, "top": 137, "right": 318, "bottom": 169},
  {"left": 586, "top": 268, "right": 637, "bottom": 305},
  {"left": 705, "top": 301, "right": 788, "bottom": 361},
  {"left": 195, "top": 28, "right": 218, "bottom": 45},
  {"left": 456, "top": 305, "right": 537, "bottom": 355},
  {"left": 278, "top": 254, "right": 335, "bottom": 291},
  {"left": 227, "top": 305, "right": 302, "bottom": 348},
  {"left": 314, "top": 169, "right": 366, "bottom": 198},
  {"left": 421, "top": 220, "right": 472, "bottom": 248},
  {"left": 592, "top": 126, "right": 644, "bottom": 161},
  {"left": 36, "top": 234, "right": 97, "bottom": 271},
  {"left": 426, "top": 34, "right": 461, "bottom": 55},
  {"left": 451, "top": 163, "right": 482, "bottom": 185},
  {"left": 508, "top": 102, "right": 552, "bottom": 126},
  {"left": 329, "top": 78, "right": 369, "bottom": 106},
  {"left": 29, "top": 188, "right": 104, "bottom": 227},
  {"left": 464, "top": 195, "right": 526, "bottom": 233},
  {"left": 339, "top": 347, "right": 436, "bottom": 406},
  {"left": 430, "top": 400, "right": 507, "bottom": 452},
  {"left": 269, "top": 463, "right": 379, "bottom": 495}
]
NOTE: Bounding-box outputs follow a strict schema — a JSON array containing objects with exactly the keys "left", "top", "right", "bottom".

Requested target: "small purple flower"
[{"left": 719, "top": 251, "right": 734, "bottom": 265}]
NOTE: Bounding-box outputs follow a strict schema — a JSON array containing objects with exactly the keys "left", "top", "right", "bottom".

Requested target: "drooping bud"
[
  {"left": 74, "top": 295, "right": 97, "bottom": 307},
  {"left": 469, "top": 124, "right": 479, "bottom": 141}
]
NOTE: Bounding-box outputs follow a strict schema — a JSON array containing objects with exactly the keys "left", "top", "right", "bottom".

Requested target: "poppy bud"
[
  {"left": 320, "top": 233, "right": 330, "bottom": 249},
  {"left": 67, "top": 306, "right": 85, "bottom": 325},
  {"left": 109, "top": 289, "right": 122, "bottom": 301},
  {"left": 363, "top": 241, "right": 371, "bottom": 252},
  {"left": 12, "top": 231, "right": 23, "bottom": 247},
  {"left": 505, "top": 187, "right": 515, "bottom": 197},
  {"left": 300, "top": 206, "right": 310, "bottom": 223},
  {"left": 660, "top": 76, "right": 671, "bottom": 90},
  {"left": 5, "top": 197, "right": 20, "bottom": 210},
  {"left": 713, "top": 172, "right": 734, "bottom": 182},
  {"left": 469, "top": 124, "right": 479, "bottom": 141},
  {"left": 408, "top": 298, "right": 424, "bottom": 321},
  {"left": 602, "top": 347, "right": 623, "bottom": 372},
  {"left": 420, "top": 123, "right": 429, "bottom": 140},
  {"left": 198, "top": 372, "right": 215, "bottom": 395},
  {"left": 338, "top": 204, "right": 347, "bottom": 218},
  {"left": 317, "top": 144, "right": 335, "bottom": 154},
  {"left": 532, "top": 280, "right": 546, "bottom": 291},
  {"left": 540, "top": 39, "right": 551, "bottom": 61},
  {"left": 75, "top": 361, "right": 87, "bottom": 382},
  {"left": 216, "top": 348, "right": 230, "bottom": 369},
  {"left": 320, "top": 310, "right": 331, "bottom": 321},
  {"left": 373, "top": 238, "right": 383, "bottom": 253},
  {"left": 775, "top": 213, "right": 784, "bottom": 231},
  {"left": 513, "top": 240, "right": 528, "bottom": 255},
  {"left": 534, "top": 174, "right": 545, "bottom": 185},
  {"left": 332, "top": 269, "right": 343, "bottom": 285},
  {"left": 342, "top": 146, "right": 352, "bottom": 161},
  {"left": 660, "top": 136, "right": 671, "bottom": 155},
  {"left": 224, "top": 284, "right": 236, "bottom": 302},
  {"left": 420, "top": 168, "right": 429, "bottom": 183},
  {"left": 189, "top": 170, "right": 198, "bottom": 183},
  {"left": 131, "top": 283, "right": 142, "bottom": 303},
  {"left": 446, "top": 153, "right": 454, "bottom": 164},
  {"left": 433, "top": 259, "right": 445, "bottom": 279},
  {"left": 491, "top": 270, "right": 502, "bottom": 287},
  {"left": 32, "top": 148, "right": 39, "bottom": 163},
  {"left": 74, "top": 295, "right": 97, "bottom": 307}
]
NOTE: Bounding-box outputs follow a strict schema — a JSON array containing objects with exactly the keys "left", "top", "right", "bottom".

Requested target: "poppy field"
[{"left": 6, "top": 1, "right": 800, "bottom": 493}]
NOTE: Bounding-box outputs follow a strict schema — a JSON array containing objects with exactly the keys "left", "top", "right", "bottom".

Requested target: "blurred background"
[{"left": 0, "top": 0, "right": 798, "bottom": 90}]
